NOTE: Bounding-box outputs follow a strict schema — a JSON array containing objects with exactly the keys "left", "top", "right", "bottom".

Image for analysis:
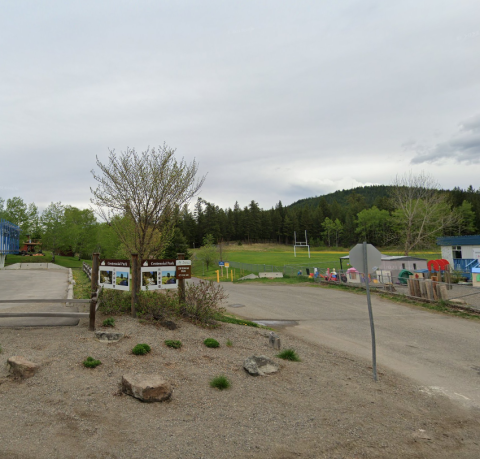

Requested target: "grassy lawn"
[{"left": 193, "top": 244, "right": 442, "bottom": 277}]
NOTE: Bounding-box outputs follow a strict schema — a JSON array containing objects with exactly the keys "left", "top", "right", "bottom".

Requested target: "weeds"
[
  {"left": 204, "top": 338, "right": 220, "bottom": 348},
  {"left": 210, "top": 375, "right": 231, "bottom": 390},
  {"left": 102, "top": 317, "right": 115, "bottom": 327},
  {"left": 132, "top": 343, "right": 151, "bottom": 355},
  {"left": 226, "top": 339, "right": 233, "bottom": 347},
  {"left": 83, "top": 357, "right": 102, "bottom": 368},
  {"left": 165, "top": 340, "right": 182, "bottom": 349},
  {"left": 277, "top": 349, "right": 301, "bottom": 361}
]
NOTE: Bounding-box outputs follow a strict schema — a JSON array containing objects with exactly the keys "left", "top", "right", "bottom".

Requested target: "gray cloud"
[{"left": 410, "top": 114, "right": 480, "bottom": 164}]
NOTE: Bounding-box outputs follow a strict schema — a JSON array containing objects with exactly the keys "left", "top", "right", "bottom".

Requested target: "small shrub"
[
  {"left": 277, "top": 349, "right": 301, "bottom": 362},
  {"left": 183, "top": 281, "right": 227, "bottom": 324},
  {"left": 98, "top": 289, "right": 131, "bottom": 315},
  {"left": 204, "top": 338, "right": 220, "bottom": 348},
  {"left": 226, "top": 339, "right": 233, "bottom": 347},
  {"left": 102, "top": 317, "right": 115, "bottom": 327},
  {"left": 165, "top": 340, "right": 182, "bottom": 349},
  {"left": 83, "top": 356, "right": 102, "bottom": 368},
  {"left": 210, "top": 375, "right": 231, "bottom": 390},
  {"left": 132, "top": 343, "right": 151, "bottom": 355}
]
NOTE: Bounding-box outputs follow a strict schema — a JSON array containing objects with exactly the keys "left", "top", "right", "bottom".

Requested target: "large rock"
[
  {"left": 7, "top": 356, "right": 39, "bottom": 378},
  {"left": 95, "top": 331, "right": 124, "bottom": 343},
  {"left": 122, "top": 374, "right": 173, "bottom": 402},
  {"left": 243, "top": 355, "right": 280, "bottom": 376}
]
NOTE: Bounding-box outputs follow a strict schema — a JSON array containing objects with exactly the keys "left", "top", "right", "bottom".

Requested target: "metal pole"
[
  {"left": 90, "top": 253, "right": 99, "bottom": 331},
  {"left": 131, "top": 254, "right": 138, "bottom": 318},
  {"left": 363, "top": 241, "right": 377, "bottom": 381}
]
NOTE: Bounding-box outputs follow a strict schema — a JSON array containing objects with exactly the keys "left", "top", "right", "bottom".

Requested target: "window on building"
[
  {"left": 453, "top": 246, "right": 462, "bottom": 259},
  {"left": 413, "top": 263, "right": 417, "bottom": 270},
  {"left": 402, "top": 263, "right": 405, "bottom": 269}
]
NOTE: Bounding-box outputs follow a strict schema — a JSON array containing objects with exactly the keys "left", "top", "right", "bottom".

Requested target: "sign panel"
[
  {"left": 224, "top": 262, "right": 230, "bottom": 268},
  {"left": 218, "top": 261, "right": 225, "bottom": 266},
  {"left": 141, "top": 259, "right": 177, "bottom": 290},
  {"left": 349, "top": 244, "right": 382, "bottom": 274},
  {"left": 177, "top": 265, "right": 191, "bottom": 279},
  {"left": 99, "top": 259, "right": 131, "bottom": 291},
  {"left": 176, "top": 260, "right": 191, "bottom": 266}
]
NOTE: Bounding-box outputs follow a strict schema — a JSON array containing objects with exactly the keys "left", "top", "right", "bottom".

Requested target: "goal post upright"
[{"left": 293, "top": 230, "right": 310, "bottom": 259}]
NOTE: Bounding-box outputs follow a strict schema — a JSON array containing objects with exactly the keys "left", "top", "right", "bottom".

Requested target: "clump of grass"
[
  {"left": 277, "top": 349, "right": 301, "bottom": 362},
  {"left": 204, "top": 338, "right": 220, "bottom": 348},
  {"left": 102, "top": 317, "right": 115, "bottom": 327},
  {"left": 132, "top": 343, "right": 151, "bottom": 355},
  {"left": 83, "top": 356, "right": 102, "bottom": 368},
  {"left": 210, "top": 375, "right": 231, "bottom": 390},
  {"left": 165, "top": 340, "right": 182, "bottom": 349},
  {"left": 214, "top": 313, "right": 262, "bottom": 327},
  {"left": 226, "top": 339, "right": 233, "bottom": 347}
]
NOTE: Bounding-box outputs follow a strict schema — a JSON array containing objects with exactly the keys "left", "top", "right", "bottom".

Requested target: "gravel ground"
[{"left": 1, "top": 315, "right": 480, "bottom": 459}]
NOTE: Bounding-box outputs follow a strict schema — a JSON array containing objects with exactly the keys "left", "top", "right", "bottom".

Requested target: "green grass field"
[{"left": 192, "top": 243, "right": 442, "bottom": 282}]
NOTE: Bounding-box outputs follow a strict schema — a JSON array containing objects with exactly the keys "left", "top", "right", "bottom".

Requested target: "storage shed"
[
  {"left": 436, "top": 235, "right": 480, "bottom": 272},
  {"left": 340, "top": 254, "right": 428, "bottom": 282}
]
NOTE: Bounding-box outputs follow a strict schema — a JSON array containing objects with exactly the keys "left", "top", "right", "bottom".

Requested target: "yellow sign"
[{"left": 225, "top": 262, "right": 230, "bottom": 268}]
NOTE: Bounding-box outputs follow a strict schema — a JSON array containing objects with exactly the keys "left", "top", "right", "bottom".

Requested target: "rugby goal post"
[{"left": 294, "top": 230, "right": 310, "bottom": 258}]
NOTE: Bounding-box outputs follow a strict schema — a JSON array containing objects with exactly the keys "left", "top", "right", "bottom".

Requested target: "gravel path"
[{"left": 1, "top": 315, "right": 480, "bottom": 458}]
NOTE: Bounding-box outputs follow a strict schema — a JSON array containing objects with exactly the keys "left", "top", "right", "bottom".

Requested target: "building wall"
[{"left": 441, "top": 246, "right": 453, "bottom": 265}]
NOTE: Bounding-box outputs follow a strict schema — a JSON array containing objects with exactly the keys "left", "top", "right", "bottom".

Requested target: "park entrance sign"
[
  {"left": 99, "top": 259, "right": 131, "bottom": 291},
  {"left": 141, "top": 260, "right": 178, "bottom": 290}
]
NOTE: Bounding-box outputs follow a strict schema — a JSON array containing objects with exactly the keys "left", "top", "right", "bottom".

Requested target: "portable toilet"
[{"left": 472, "top": 267, "right": 480, "bottom": 288}]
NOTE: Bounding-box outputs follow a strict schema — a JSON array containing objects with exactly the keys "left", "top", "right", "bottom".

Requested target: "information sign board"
[
  {"left": 224, "top": 262, "right": 230, "bottom": 268},
  {"left": 176, "top": 265, "right": 191, "bottom": 279},
  {"left": 141, "top": 259, "right": 177, "bottom": 290},
  {"left": 99, "top": 259, "right": 131, "bottom": 291},
  {"left": 218, "top": 261, "right": 225, "bottom": 266}
]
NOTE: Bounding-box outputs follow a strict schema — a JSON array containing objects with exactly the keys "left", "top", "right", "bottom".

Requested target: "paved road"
[
  {"left": 221, "top": 282, "right": 480, "bottom": 409},
  {"left": 0, "top": 268, "right": 79, "bottom": 327}
]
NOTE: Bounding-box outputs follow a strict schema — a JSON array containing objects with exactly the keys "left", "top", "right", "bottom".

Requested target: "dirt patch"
[{"left": 0, "top": 316, "right": 479, "bottom": 458}]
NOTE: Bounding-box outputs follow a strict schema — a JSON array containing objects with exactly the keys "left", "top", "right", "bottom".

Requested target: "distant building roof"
[
  {"left": 436, "top": 235, "right": 480, "bottom": 246},
  {"left": 340, "top": 254, "right": 427, "bottom": 261}
]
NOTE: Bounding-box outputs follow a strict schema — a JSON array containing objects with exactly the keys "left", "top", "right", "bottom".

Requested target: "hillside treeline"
[
  {"left": 1, "top": 184, "right": 479, "bottom": 258},
  {"left": 177, "top": 185, "right": 480, "bottom": 250}
]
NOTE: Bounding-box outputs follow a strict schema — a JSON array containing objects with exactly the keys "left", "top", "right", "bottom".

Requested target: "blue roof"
[{"left": 436, "top": 235, "right": 480, "bottom": 246}]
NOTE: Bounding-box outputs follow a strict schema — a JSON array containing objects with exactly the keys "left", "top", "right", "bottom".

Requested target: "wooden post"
[
  {"left": 90, "top": 253, "right": 99, "bottom": 331},
  {"left": 420, "top": 281, "right": 427, "bottom": 299},
  {"left": 425, "top": 279, "right": 434, "bottom": 300},
  {"left": 131, "top": 254, "right": 138, "bottom": 318},
  {"left": 413, "top": 279, "right": 421, "bottom": 298},
  {"left": 177, "top": 253, "right": 186, "bottom": 314}
]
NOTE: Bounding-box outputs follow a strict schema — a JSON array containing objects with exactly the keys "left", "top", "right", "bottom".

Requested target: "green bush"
[
  {"left": 102, "top": 317, "right": 115, "bottom": 327},
  {"left": 277, "top": 349, "right": 301, "bottom": 362},
  {"left": 204, "top": 338, "right": 220, "bottom": 348},
  {"left": 165, "top": 340, "right": 182, "bottom": 349},
  {"left": 210, "top": 375, "right": 231, "bottom": 390},
  {"left": 98, "top": 289, "right": 131, "bottom": 315},
  {"left": 83, "top": 356, "right": 102, "bottom": 368},
  {"left": 136, "top": 289, "right": 179, "bottom": 318},
  {"left": 132, "top": 343, "right": 151, "bottom": 355}
]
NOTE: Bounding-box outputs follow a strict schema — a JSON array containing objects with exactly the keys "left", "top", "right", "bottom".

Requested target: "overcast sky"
[{"left": 1, "top": 1, "right": 479, "bottom": 213}]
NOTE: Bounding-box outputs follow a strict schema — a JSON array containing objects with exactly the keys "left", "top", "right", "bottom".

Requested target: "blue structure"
[
  {"left": 0, "top": 219, "right": 20, "bottom": 268},
  {"left": 437, "top": 235, "right": 480, "bottom": 280}
]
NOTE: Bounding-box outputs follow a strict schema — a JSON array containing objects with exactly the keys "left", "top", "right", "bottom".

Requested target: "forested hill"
[{"left": 289, "top": 185, "right": 395, "bottom": 210}]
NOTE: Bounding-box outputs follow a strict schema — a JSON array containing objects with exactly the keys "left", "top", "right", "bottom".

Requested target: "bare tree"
[
  {"left": 390, "top": 171, "right": 460, "bottom": 255},
  {"left": 90, "top": 145, "right": 205, "bottom": 283}
]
